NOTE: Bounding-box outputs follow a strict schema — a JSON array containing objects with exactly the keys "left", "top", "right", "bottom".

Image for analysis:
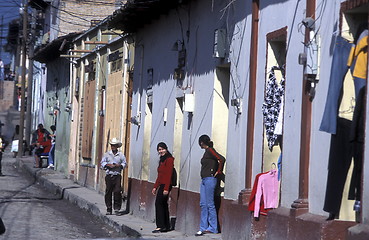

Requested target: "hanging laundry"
[
  {"left": 262, "top": 66, "right": 285, "bottom": 151},
  {"left": 322, "top": 25, "right": 367, "bottom": 221},
  {"left": 277, "top": 153, "right": 282, "bottom": 181},
  {"left": 248, "top": 171, "right": 271, "bottom": 217},
  {"left": 323, "top": 118, "right": 352, "bottom": 218},
  {"left": 319, "top": 36, "right": 352, "bottom": 134},
  {"left": 348, "top": 87, "right": 365, "bottom": 201},
  {"left": 347, "top": 26, "right": 368, "bottom": 97},
  {"left": 320, "top": 26, "right": 367, "bottom": 134},
  {"left": 253, "top": 169, "right": 279, "bottom": 218}
]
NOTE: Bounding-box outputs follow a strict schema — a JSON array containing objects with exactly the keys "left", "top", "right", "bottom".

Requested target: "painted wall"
[
  {"left": 31, "top": 62, "right": 45, "bottom": 130},
  {"left": 309, "top": 0, "right": 341, "bottom": 217},
  {"left": 128, "top": 0, "right": 369, "bottom": 226},
  {"left": 128, "top": 1, "right": 255, "bottom": 223},
  {"left": 223, "top": 0, "right": 252, "bottom": 201},
  {"left": 44, "top": 58, "right": 71, "bottom": 176},
  {"left": 255, "top": 0, "right": 306, "bottom": 210}
]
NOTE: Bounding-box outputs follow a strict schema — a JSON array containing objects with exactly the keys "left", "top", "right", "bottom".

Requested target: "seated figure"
[{"left": 34, "top": 136, "right": 51, "bottom": 168}]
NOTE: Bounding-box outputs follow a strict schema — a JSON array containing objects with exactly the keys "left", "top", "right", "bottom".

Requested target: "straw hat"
[{"left": 109, "top": 138, "right": 122, "bottom": 147}]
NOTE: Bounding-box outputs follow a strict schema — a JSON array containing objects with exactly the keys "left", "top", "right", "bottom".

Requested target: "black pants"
[
  {"left": 0, "top": 217, "right": 5, "bottom": 235},
  {"left": 348, "top": 142, "right": 363, "bottom": 200},
  {"left": 105, "top": 174, "right": 122, "bottom": 211},
  {"left": 323, "top": 118, "right": 352, "bottom": 215},
  {"left": 155, "top": 184, "right": 171, "bottom": 230}
]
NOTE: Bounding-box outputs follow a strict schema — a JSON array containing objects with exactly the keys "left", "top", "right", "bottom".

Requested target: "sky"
[{"left": 0, "top": 0, "right": 22, "bottom": 65}]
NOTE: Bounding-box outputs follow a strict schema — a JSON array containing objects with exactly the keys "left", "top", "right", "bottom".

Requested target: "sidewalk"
[{"left": 16, "top": 156, "right": 222, "bottom": 240}]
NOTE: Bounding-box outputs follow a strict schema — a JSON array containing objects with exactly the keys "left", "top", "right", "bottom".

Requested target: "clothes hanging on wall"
[
  {"left": 347, "top": 27, "right": 367, "bottom": 98},
  {"left": 322, "top": 27, "right": 367, "bottom": 220},
  {"left": 253, "top": 169, "right": 279, "bottom": 218},
  {"left": 348, "top": 87, "right": 365, "bottom": 201},
  {"left": 277, "top": 153, "right": 282, "bottom": 181},
  {"left": 274, "top": 97, "right": 284, "bottom": 135},
  {"left": 319, "top": 36, "right": 353, "bottom": 134},
  {"left": 320, "top": 28, "right": 368, "bottom": 134},
  {"left": 323, "top": 118, "right": 353, "bottom": 217},
  {"left": 262, "top": 66, "right": 285, "bottom": 151},
  {"left": 248, "top": 171, "right": 271, "bottom": 217}
]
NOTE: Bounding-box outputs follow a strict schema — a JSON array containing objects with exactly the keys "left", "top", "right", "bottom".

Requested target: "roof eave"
[
  {"left": 107, "top": 0, "right": 188, "bottom": 33},
  {"left": 33, "top": 32, "right": 82, "bottom": 63}
]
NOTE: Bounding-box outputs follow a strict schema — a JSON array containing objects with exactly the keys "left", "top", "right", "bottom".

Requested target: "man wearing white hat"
[{"left": 101, "top": 137, "right": 127, "bottom": 215}]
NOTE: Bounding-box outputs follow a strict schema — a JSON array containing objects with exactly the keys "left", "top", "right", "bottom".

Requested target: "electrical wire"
[
  {"left": 70, "top": 0, "right": 118, "bottom": 6},
  {"left": 54, "top": 14, "right": 91, "bottom": 28},
  {"left": 14, "top": 0, "right": 110, "bottom": 26},
  {"left": 48, "top": 0, "right": 118, "bottom": 24},
  {"left": 27, "top": 0, "right": 89, "bottom": 33}
]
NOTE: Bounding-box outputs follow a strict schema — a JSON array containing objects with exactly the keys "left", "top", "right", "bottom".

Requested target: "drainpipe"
[
  {"left": 239, "top": 0, "right": 259, "bottom": 204},
  {"left": 291, "top": 0, "right": 316, "bottom": 212},
  {"left": 137, "top": 44, "right": 144, "bottom": 179}
]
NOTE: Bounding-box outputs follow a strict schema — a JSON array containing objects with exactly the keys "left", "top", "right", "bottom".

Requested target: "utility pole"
[
  {"left": 25, "top": 8, "right": 36, "bottom": 152},
  {"left": 0, "top": 16, "right": 3, "bottom": 98},
  {"left": 0, "top": 15, "right": 3, "bottom": 57},
  {"left": 19, "top": 1, "right": 28, "bottom": 157}
]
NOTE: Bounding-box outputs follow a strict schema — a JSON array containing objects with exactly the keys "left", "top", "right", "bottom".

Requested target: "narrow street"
[{"left": 0, "top": 149, "right": 123, "bottom": 240}]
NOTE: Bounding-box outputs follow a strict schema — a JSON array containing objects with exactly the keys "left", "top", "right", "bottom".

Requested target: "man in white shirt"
[{"left": 100, "top": 138, "right": 127, "bottom": 215}]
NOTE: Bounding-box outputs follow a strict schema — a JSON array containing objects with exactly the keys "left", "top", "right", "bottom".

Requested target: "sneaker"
[
  {"left": 47, "top": 164, "right": 54, "bottom": 169},
  {"left": 114, "top": 209, "right": 121, "bottom": 215},
  {"left": 106, "top": 211, "right": 112, "bottom": 215},
  {"left": 195, "top": 231, "right": 204, "bottom": 236}
]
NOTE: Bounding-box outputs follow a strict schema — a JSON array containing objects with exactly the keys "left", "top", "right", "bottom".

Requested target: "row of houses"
[{"left": 18, "top": 0, "right": 369, "bottom": 239}]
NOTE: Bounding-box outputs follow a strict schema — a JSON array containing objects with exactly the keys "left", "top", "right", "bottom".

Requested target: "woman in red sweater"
[{"left": 151, "top": 142, "right": 174, "bottom": 233}]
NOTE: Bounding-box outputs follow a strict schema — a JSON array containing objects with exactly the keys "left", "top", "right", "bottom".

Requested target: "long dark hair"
[
  {"left": 198, "top": 134, "right": 213, "bottom": 148},
  {"left": 157, "top": 142, "right": 172, "bottom": 163}
]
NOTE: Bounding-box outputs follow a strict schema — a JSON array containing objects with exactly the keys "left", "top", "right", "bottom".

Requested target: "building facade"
[
  {"left": 107, "top": 0, "right": 369, "bottom": 239},
  {"left": 30, "top": 0, "right": 119, "bottom": 176},
  {"left": 26, "top": 0, "right": 369, "bottom": 239}
]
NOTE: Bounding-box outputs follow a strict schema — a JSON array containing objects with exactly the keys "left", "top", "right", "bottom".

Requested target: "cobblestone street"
[{"left": 0, "top": 150, "right": 123, "bottom": 240}]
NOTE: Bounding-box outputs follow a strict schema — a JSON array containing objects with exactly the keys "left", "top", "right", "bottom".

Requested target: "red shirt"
[
  {"left": 153, "top": 155, "right": 174, "bottom": 191},
  {"left": 40, "top": 138, "right": 52, "bottom": 153}
]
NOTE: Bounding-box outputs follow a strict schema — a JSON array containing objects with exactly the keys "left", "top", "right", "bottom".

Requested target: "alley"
[{"left": 0, "top": 150, "right": 123, "bottom": 240}]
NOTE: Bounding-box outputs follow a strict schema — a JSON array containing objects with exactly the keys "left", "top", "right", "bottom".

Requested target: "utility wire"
[
  {"left": 28, "top": 1, "right": 87, "bottom": 33},
  {"left": 50, "top": 1, "right": 114, "bottom": 23}
]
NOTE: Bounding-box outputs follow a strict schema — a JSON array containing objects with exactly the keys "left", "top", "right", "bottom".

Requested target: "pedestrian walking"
[
  {"left": 101, "top": 138, "right": 127, "bottom": 215},
  {"left": 151, "top": 142, "right": 174, "bottom": 233},
  {"left": 195, "top": 134, "right": 225, "bottom": 236}
]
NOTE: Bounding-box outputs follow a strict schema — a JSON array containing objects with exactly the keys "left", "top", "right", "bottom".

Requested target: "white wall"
[
  {"left": 129, "top": 0, "right": 254, "bottom": 195},
  {"left": 129, "top": 0, "right": 369, "bottom": 221},
  {"left": 309, "top": 0, "right": 340, "bottom": 216}
]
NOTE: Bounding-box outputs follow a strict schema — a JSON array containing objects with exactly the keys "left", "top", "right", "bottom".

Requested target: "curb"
[{"left": 16, "top": 157, "right": 141, "bottom": 238}]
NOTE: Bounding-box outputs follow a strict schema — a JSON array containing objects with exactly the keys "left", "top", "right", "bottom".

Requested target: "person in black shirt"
[{"left": 195, "top": 135, "right": 224, "bottom": 236}]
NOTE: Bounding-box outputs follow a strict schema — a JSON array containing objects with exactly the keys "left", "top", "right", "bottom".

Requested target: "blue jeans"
[
  {"left": 48, "top": 143, "right": 55, "bottom": 166},
  {"left": 320, "top": 36, "right": 353, "bottom": 134},
  {"left": 200, "top": 177, "right": 218, "bottom": 233}
]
